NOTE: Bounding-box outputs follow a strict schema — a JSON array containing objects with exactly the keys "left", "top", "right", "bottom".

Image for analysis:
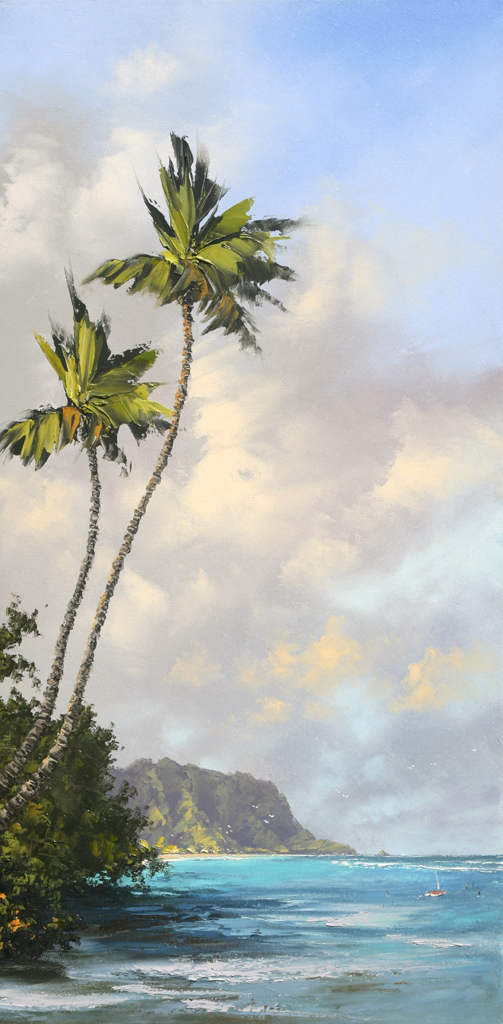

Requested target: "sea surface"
[{"left": 0, "top": 855, "right": 501, "bottom": 1023}]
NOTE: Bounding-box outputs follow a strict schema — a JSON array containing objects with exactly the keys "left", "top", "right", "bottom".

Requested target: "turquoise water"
[{"left": 0, "top": 856, "right": 501, "bottom": 1022}]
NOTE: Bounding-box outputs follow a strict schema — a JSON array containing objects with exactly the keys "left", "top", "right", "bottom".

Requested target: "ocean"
[{"left": 0, "top": 855, "right": 500, "bottom": 1022}]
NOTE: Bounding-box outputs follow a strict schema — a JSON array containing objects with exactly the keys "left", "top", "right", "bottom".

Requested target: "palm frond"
[
  {"left": 97, "top": 430, "right": 127, "bottom": 472},
  {"left": 244, "top": 257, "right": 296, "bottom": 284},
  {"left": 235, "top": 280, "right": 287, "bottom": 311},
  {"left": 193, "top": 140, "right": 228, "bottom": 226},
  {"left": 89, "top": 389, "right": 172, "bottom": 432},
  {"left": 87, "top": 348, "right": 160, "bottom": 398},
  {"left": 247, "top": 216, "right": 304, "bottom": 233},
  {"left": 199, "top": 292, "right": 260, "bottom": 352},
  {"left": 7, "top": 278, "right": 171, "bottom": 473},
  {"left": 65, "top": 268, "right": 88, "bottom": 324},
  {"left": 137, "top": 179, "right": 176, "bottom": 250},
  {"left": 169, "top": 132, "right": 194, "bottom": 187},
  {"left": 0, "top": 407, "right": 72, "bottom": 469},
  {"left": 198, "top": 197, "right": 254, "bottom": 245},
  {"left": 83, "top": 255, "right": 159, "bottom": 289},
  {"left": 84, "top": 133, "right": 299, "bottom": 352}
]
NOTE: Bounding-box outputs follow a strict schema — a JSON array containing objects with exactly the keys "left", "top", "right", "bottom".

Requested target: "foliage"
[
  {"left": 0, "top": 597, "right": 40, "bottom": 688},
  {"left": 0, "top": 274, "right": 172, "bottom": 472},
  {"left": 117, "top": 757, "right": 356, "bottom": 856},
  {"left": 85, "top": 133, "right": 300, "bottom": 351},
  {"left": 0, "top": 603, "right": 158, "bottom": 959}
]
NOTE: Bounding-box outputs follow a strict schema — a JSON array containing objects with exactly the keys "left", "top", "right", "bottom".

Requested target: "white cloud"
[
  {"left": 292, "top": 194, "right": 469, "bottom": 328},
  {"left": 0, "top": 121, "right": 76, "bottom": 275},
  {"left": 0, "top": 103, "right": 500, "bottom": 855},
  {"left": 112, "top": 45, "right": 181, "bottom": 98},
  {"left": 249, "top": 696, "right": 292, "bottom": 724},
  {"left": 0, "top": 471, "right": 82, "bottom": 548},
  {"left": 105, "top": 566, "right": 168, "bottom": 653},
  {"left": 169, "top": 644, "right": 222, "bottom": 688},
  {"left": 281, "top": 528, "right": 357, "bottom": 584},
  {"left": 374, "top": 399, "right": 503, "bottom": 511}
]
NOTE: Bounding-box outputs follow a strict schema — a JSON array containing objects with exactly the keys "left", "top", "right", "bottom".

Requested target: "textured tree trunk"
[
  {"left": 0, "top": 302, "right": 194, "bottom": 830},
  {"left": 0, "top": 447, "right": 101, "bottom": 798}
]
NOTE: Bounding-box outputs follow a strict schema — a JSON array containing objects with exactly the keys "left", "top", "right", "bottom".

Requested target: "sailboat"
[{"left": 425, "top": 870, "right": 446, "bottom": 896}]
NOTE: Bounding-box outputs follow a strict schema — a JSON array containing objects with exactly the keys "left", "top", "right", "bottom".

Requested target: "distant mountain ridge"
[{"left": 115, "top": 757, "right": 356, "bottom": 855}]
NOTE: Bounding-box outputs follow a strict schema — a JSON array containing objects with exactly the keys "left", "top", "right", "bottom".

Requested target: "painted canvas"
[{"left": 0, "top": 1, "right": 500, "bottom": 1020}]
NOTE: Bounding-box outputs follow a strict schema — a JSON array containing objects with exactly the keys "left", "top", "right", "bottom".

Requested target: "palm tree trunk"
[
  {"left": 0, "top": 301, "right": 194, "bottom": 830},
  {"left": 0, "top": 446, "right": 101, "bottom": 798}
]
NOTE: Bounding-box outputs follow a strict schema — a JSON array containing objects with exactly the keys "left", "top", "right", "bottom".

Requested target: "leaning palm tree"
[
  {"left": 0, "top": 275, "right": 172, "bottom": 799},
  {"left": 0, "top": 133, "right": 299, "bottom": 829}
]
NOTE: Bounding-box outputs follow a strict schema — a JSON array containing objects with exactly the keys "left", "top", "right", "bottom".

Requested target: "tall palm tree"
[
  {"left": 0, "top": 134, "right": 299, "bottom": 829},
  {"left": 0, "top": 276, "right": 172, "bottom": 799}
]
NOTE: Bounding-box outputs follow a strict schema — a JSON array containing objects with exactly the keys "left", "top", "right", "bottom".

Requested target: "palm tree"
[
  {"left": 0, "top": 276, "right": 172, "bottom": 799},
  {"left": 0, "top": 134, "right": 299, "bottom": 829}
]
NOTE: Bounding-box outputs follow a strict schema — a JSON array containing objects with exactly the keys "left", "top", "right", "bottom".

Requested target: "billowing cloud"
[
  {"left": 0, "top": 472, "right": 81, "bottom": 548},
  {"left": 0, "top": 114, "right": 77, "bottom": 275},
  {"left": 0, "top": 40, "right": 500, "bottom": 855},
  {"left": 374, "top": 400, "right": 503, "bottom": 511},
  {"left": 249, "top": 697, "right": 292, "bottom": 724},
  {"left": 281, "top": 531, "right": 357, "bottom": 584},
  {"left": 105, "top": 567, "right": 168, "bottom": 654},
  {"left": 392, "top": 644, "right": 499, "bottom": 712},
  {"left": 293, "top": 196, "right": 468, "bottom": 326},
  {"left": 236, "top": 617, "right": 363, "bottom": 697},
  {"left": 169, "top": 644, "right": 222, "bottom": 688}
]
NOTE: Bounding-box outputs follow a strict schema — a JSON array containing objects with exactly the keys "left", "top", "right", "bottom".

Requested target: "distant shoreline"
[
  {"left": 158, "top": 852, "right": 357, "bottom": 860},
  {"left": 157, "top": 852, "right": 500, "bottom": 861}
]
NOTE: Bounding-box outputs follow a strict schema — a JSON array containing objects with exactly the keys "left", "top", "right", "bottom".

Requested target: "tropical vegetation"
[
  {"left": 0, "top": 276, "right": 172, "bottom": 801},
  {"left": 0, "top": 133, "right": 298, "bottom": 837},
  {"left": 0, "top": 600, "right": 157, "bottom": 959},
  {"left": 84, "top": 132, "right": 299, "bottom": 352}
]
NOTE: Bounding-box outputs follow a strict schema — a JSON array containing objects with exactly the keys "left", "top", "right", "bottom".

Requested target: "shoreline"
[
  {"left": 157, "top": 852, "right": 356, "bottom": 861},
  {"left": 157, "top": 852, "right": 501, "bottom": 861}
]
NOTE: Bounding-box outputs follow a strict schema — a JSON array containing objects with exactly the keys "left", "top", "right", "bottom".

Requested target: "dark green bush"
[{"left": 0, "top": 601, "right": 157, "bottom": 959}]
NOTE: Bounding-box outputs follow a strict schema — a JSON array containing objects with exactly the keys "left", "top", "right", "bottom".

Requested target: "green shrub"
[{"left": 0, "top": 602, "right": 157, "bottom": 959}]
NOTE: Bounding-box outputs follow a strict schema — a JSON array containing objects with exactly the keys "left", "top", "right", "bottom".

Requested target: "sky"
[{"left": 0, "top": 0, "right": 501, "bottom": 855}]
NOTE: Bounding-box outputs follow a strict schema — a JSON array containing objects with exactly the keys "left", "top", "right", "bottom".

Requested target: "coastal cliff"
[{"left": 115, "top": 757, "right": 356, "bottom": 855}]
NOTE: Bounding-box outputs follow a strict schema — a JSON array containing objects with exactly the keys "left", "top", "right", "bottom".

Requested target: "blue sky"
[
  {"left": 1, "top": 0, "right": 501, "bottom": 222},
  {"left": 0, "top": 0, "right": 501, "bottom": 853},
  {"left": 1, "top": 0, "right": 501, "bottom": 375}
]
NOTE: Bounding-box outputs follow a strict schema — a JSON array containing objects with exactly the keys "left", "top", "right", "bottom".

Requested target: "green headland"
[{"left": 115, "top": 757, "right": 356, "bottom": 856}]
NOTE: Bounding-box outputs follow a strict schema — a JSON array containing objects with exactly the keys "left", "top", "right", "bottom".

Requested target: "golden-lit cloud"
[
  {"left": 392, "top": 644, "right": 498, "bottom": 712},
  {"left": 169, "top": 644, "right": 222, "bottom": 688},
  {"left": 374, "top": 400, "right": 503, "bottom": 511},
  {"left": 239, "top": 617, "right": 364, "bottom": 696},
  {"left": 299, "top": 619, "right": 363, "bottom": 692},
  {"left": 249, "top": 697, "right": 292, "bottom": 724}
]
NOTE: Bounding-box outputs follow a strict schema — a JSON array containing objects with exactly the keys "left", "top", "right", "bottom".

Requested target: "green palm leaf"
[
  {"left": 0, "top": 408, "right": 74, "bottom": 469},
  {"left": 87, "top": 349, "right": 159, "bottom": 397},
  {"left": 0, "top": 274, "right": 172, "bottom": 472},
  {"left": 84, "top": 133, "right": 301, "bottom": 352}
]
